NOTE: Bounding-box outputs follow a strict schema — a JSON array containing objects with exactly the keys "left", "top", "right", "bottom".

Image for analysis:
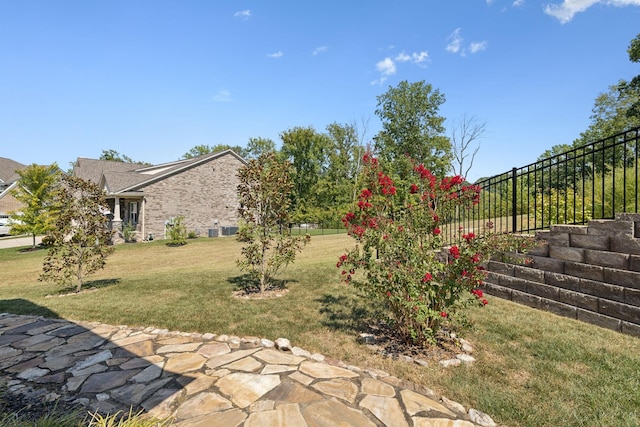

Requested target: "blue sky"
[{"left": 1, "top": 1, "right": 639, "bottom": 182}]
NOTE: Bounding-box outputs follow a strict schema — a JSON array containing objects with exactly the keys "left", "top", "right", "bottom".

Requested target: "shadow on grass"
[
  {"left": 227, "top": 274, "right": 295, "bottom": 293},
  {"left": 56, "top": 278, "right": 122, "bottom": 295},
  {"left": 316, "top": 293, "right": 377, "bottom": 334},
  {"left": 0, "top": 298, "right": 61, "bottom": 318}
]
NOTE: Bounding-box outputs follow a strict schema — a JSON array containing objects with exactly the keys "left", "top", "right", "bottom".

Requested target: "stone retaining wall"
[{"left": 484, "top": 213, "right": 640, "bottom": 337}]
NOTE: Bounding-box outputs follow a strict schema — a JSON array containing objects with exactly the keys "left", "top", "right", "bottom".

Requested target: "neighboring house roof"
[
  {"left": 73, "top": 150, "right": 247, "bottom": 194},
  {"left": 0, "top": 157, "right": 27, "bottom": 184}
]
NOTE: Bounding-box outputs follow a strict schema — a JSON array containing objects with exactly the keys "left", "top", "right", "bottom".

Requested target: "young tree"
[
  {"left": 40, "top": 175, "right": 115, "bottom": 292},
  {"left": 374, "top": 80, "right": 452, "bottom": 182},
  {"left": 9, "top": 164, "right": 60, "bottom": 249},
  {"left": 236, "top": 153, "right": 310, "bottom": 294},
  {"left": 449, "top": 114, "right": 486, "bottom": 178}
]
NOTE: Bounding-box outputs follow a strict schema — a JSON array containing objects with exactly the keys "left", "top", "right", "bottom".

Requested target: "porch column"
[
  {"left": 141, "top": 197, "right": 146, "bottom": 240},
  {"left": 112, "top": 197, "right": 123, "bottom": 231}
]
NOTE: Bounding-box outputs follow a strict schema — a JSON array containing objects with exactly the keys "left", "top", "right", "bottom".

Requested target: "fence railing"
[{"left": 443, "top": 126, "right": 640, "bottom": 241}]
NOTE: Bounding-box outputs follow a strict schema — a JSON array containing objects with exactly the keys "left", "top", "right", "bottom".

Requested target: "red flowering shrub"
[{"left": 338, "top": 155, "right": 534, "bottom": 346}]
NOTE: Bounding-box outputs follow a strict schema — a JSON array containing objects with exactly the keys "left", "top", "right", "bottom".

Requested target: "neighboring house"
[
  {"left": 72, "top": 150, "right": 247, "bottom": 241},
  {"left": 0, "top": 157, "right": 27, "bottom": 216}
]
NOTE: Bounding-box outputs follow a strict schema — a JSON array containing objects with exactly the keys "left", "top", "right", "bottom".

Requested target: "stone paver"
[{"left": 0, "top": 313, "right": 494, "bottom": 426}]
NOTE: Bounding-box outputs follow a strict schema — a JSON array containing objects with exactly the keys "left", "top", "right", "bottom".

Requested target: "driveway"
[{"left": 0, "top": 235, "right": 42, "bottom": 249}]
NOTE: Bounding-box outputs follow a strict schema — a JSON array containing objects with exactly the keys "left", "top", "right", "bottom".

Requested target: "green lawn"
[{"left": 2, "top": 235, "right": 640, "bottom": 427}]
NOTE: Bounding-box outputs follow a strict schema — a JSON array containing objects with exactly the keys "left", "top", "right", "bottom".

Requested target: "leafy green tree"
[
  {"left": 575, "top": 83, "right": 640, "bottom": 147},
  {"left": 620, "top": 33, "right": 640, "bottom": 119},
  {"left": 236, "top": 153, "right": 310, "bottom": 294},
  {"left": 182, "top": 144, "right": 249, "bottom": 159},
  {"left": 246, "top": 137, "right": 276, "bottom": 159},
  {"left": 315, "top": 122, "right": 363, "bottom": 212},
  {"left": 40, "top": 175, "right": 115, "bottom": 292},
  {"left": 99, "top": 149, "right": 146, "bottom": 164},
  {"left": 374, "top": 80, "right": 452, "bottom": 182},
  {"left": 280, "top": 126, "right": 332, "bottom": 217},
  {"left": 9, "top": 164, "right": 60, "bottom": 249}
]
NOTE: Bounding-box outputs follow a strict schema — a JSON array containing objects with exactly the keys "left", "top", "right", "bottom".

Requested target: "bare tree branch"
[{"left": 449, "top": 114, "right": 486, "bottom": 179}]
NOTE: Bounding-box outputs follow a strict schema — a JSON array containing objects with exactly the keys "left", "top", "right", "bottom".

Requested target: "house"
[
  {"left": 72, "top": 150, "right": 247, "bottom": 242},
  {"left": 0, "top": 157, "right": 27, "bottom": 216}
]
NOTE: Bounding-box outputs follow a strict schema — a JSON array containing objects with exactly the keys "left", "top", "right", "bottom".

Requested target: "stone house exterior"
[
  {"left": 0, "top": 157, "right": 27, "bottom": 216},
  {"left": 72, "top": 150, "right": 246, "bottom": 241}
]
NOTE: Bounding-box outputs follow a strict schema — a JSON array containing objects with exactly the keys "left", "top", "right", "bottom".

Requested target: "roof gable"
[
  {"left": 73, "top": 150, "right": 247, "bottom": 194},
  {"left": 0, "top": 157, "right": 27, "bottom": 183}
]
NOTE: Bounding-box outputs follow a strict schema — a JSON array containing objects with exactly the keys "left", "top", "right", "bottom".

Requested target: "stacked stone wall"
[{"left": 484, "top": 213, "right": 640, "bottom": 337}]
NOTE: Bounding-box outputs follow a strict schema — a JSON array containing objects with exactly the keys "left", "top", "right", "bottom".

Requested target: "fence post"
[{"left": 512, "top": 167, "right": 517, "bottom": 233}]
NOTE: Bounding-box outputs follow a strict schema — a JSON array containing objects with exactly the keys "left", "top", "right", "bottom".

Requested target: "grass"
[{"left": 2, "top": 235, "right": 640, "bottom": 426}]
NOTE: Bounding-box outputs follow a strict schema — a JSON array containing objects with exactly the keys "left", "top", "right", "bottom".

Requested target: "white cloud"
[
  {"left": 446, "top": 29, "right": 487, "bottom": 56},
  {"left": 234, "top": 10, "right": 251, "bottom": 20},
  {"left": 513, "top": 0, "right": 525, "bottom": 6},
  {"left": 213, "top": 90, "right": 233, "bottom": 102},
  {"left": 376, "top": 57, "right": 396, "bottom": 76},
  {"left": 313, "top": 46, "right": 328, "bottom": 56},
  {"left": 371, "top": 50, "right": 429, "bottom": 85},
  {"left": 267, "top": 51, "right": 284, "bottom": 58},
  {"left": 544, "top": 0, "right": 640, "bottom": 24},
  {"left": 446, "top": 28, "right": 463, "bottom": 54},
  {"left": 470, "top": 41, "right": 488, "bottom": 53}
]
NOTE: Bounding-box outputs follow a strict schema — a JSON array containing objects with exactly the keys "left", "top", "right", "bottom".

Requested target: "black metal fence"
[{"left": 444, "top": 126, "right": 640, "bottom": 241}]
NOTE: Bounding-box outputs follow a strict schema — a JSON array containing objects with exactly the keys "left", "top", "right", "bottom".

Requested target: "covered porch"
[{"left": 105, "top": 192, "right": 147, "bottom": 242}]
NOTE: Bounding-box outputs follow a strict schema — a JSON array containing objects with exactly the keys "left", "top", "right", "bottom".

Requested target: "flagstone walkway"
[{"left": 0, "top": 313, "right": 497, "bottom": 426}]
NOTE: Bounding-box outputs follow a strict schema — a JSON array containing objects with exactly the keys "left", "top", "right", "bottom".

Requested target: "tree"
[
  {"left": 449, "top": 115, "right": 486, "bottom": 179},
  {"left": 9, "top": 164, "right": 60, "bottom": 249},
  {"left": 40, "top": 175, "right": 115, "bottom": 292},
  {"left": 236, "top": 153, "right": 310, "bottom": 294},
  {"left": 182, "top": 144, "right": 249, "bottom": 159},
  {"left": 99, "top": 149, "right": 146, "bottom": 164},
  {"left": 246, "top": 137, "right": 276, "bottom": 159},
  {"left": 280, "top": 126, "right": 332, "bottom": 217},
  {"left": 374, "top": 80, "right": 452, "bottom": 182},
  {"left": 315, "top": 122, "right": 363, "bottom": 213},
  {"left": 620, "top": 33, "right": 640, "bottom": 119}
]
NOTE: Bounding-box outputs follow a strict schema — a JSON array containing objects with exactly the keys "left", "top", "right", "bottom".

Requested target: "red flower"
[
  {"left": 410, "top": 183, "right": 419, "bottom": 193},
  {"left": 462, "top": 232, "right": 476, "bottom": 242},
  {"left": 386, "top": 291, "right": 391, "bottom": 297},
  {"left": 433, "top": 227, "right": 441, "bottom": 236},
  {"left": 471, "top": 289, "right": 484, "bottom": 298},
  {"left": 449, "top": 245, "right": 460, "bottom": 259},
  {"left": 359, "top": 188, "right": 373, "bottom": 199},
  {"left": 440, "top": 311, "right": 448, "bottom": 318},
  {"left": 481, "top": 299, "right": 488, "bottom": 305},
  {"left": 422, "top": 272, "right": 432, "bottom": 282},
  {"left": 471, "top": 253, "right": 481, "bottom": 263},
  {"left": 352, "top": 226, "right": 365, "bottom": 237}
]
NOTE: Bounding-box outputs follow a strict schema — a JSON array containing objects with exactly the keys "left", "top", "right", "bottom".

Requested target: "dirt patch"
[
  {"left": 361, "top": 321, "right": 470, "bottom": 363},
  {"left": 232, "top": 287, "right": 290, "bottom": 299}
]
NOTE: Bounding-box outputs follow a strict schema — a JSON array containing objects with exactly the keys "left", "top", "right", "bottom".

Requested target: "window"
[{"left": 129, "top": 202, "right": 138, "bottom": 224}]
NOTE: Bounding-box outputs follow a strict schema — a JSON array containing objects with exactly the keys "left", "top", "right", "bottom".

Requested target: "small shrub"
[
  {"left": 166, "top": 216, "right": 187, "bottom": 246},
  {"left": 122, "top": 223, "right": 136, "bottom": 243},
  {"left": 187, "top": 230, "right": 198, "bottom": 239}
]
